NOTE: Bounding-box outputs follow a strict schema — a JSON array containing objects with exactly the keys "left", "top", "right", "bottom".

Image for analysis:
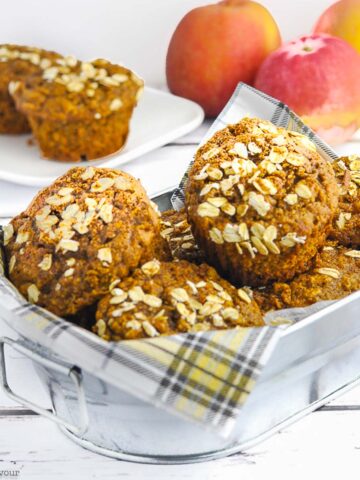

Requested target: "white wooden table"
[{"left": 1, "top": 122, "right": 360, "bottom": 479}]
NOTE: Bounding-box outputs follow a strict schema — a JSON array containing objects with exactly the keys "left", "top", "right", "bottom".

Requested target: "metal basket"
[{"left": 1, "top": 190, "right": 359, "bottom": 464}]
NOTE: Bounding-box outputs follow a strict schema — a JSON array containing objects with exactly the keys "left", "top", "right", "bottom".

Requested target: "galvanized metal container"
[{"left": 0, "top": 190, "right": 359, "bottom": 464}]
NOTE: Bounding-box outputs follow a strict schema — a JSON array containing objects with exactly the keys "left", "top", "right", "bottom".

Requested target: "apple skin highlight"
[{"left": 255, "top": 34, "right": 360, "bottom": 145}]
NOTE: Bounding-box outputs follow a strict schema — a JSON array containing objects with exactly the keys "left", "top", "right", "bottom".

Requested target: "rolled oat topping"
[
  {"left": 0, "top": 44, "right": 144, "bottom": 116},
  {"left": 141, "top": 259, "right": 161, "bottom": 276},
  {"left": 160, "top": 209, "right": 204, "bottom": 264},
  {"left": 185, "top": 117, "right": 339, "bottom": 286},
  {"left": 4, "top": 167, "right": 161, "bottom": 317},
  {"left": 329, "top": 155, "right": 360, "bottom": 247},
  {"left": 187, "top": 118, "right": 325, "bottom": 258},
  {"left": 256, "top": 243, "right": 360, "bottom": 311},
  {"left": 315, "top": 267, "right": 341, "bottom": 279},
  {"left": 94, "top": 260, "right": 264, "bottom": 341},
  {"left": 3, "top": 224, "right": 14, "bottom": 245},
  {"left": 27, "top": 284, "right": 40, "bottom": 303},
  {"left": 344, "top": 250, "right": 360, "bottom": 258}
]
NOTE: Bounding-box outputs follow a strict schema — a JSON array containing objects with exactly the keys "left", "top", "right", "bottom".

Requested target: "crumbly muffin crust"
[
  {"left": 0, "top": 44, "right": 61, "bottom": 134},
  {"left": 185, "top": 117, "right": 339, "bottom": 286},
  {"left": 94, "top": 260, "right": 264, "bottom": 341},
  {"left": 329, "top": 155, "right": 360, "bottom": 247},
  {"left": 254, "top": 243, "right": 360, "bottom": 312},
  {"left": 160, "top": 208, "right": 205, "bottom": 263},
  {"left": 4, "top": 167, "right": 160, "bottom": 316},
  {"left": 11, "top": 58, "right": 144, "bottom": 161}
]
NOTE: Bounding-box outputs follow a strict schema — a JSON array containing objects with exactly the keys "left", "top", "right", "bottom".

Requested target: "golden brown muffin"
[
  {"left": 94, "top": 260, "right": 263, "bottom": 341},
  {"left": 254, "top": 243, "right": 360, "bottom": 312},
  {"left": 252, "top": 288, "right": 275, "bottom": 314},
  {"left": 153, "top": 231, "right": 172, "bottom": 261},
  {"left": 0, "top": 44, "right": 61, "bottom": 134},
  {"left": 329, "top": 155, "right": 360, "bottom": 247},
  {"left": 160, "top": 208, "right": 205, "bottom": 263},
  {"left": 11, "top": 58, "right": 143, "bottom": 161},
  {"left": 185, "top": 117, "right": 339, "bottom": 287},
  {"left": 4, "top": 167, "right": 160, "bottom": 317}
]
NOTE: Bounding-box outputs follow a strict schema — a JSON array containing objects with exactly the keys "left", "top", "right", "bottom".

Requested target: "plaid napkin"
[{"left": 0, "top": 83, "right": 338, "bottom": 438}]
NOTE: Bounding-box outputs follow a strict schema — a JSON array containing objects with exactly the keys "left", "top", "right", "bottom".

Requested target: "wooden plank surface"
[{"left": 0, "top": 410, "right": 359, "bottom": 479}]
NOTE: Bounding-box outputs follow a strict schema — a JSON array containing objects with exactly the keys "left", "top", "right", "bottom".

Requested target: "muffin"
[
  {"left": 11, "top": 58, "right": 143, "bottom": 161},
  {"left": 0, "top": 44, "right": 61, "bottom": 134},
  {"left": 4, "top": 167, "right": 160, "bottom": 316},
  {"left": 94, "top": 259, "right": 264, "bottom": 341},
  {"left": 329, "top": 155, "right": 360, "bottom": 247},
  {"left": 185, "top": 117, "right": 339, "bottom": 286},
  {"left": 254, "top": 243, "right": 360, "bottom": 312},
  {"left": 153, "top": 230, "right": 172, "bottom": 261},
  {"left": 160, "top": 208, "right": 205, "bottom": 263}
]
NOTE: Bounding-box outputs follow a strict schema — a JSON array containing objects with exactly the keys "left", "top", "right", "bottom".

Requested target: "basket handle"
[{"left": 0, "top": 336, "right": 89, "bottom": 435}]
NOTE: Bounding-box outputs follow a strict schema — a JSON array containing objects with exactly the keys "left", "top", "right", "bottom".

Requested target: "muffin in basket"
[
  {"left": 94, "top": 259, "right": 264, "bottom": 341},
  {"left": 185, "top": 117, "right": 339, "bottom": 286},
  {"left": 160, "top": 208, "right": 205, "bottom": 263},
  {"left": 329, "top": 155, "right": 360, "bottom": 247},
  {"left": 254, "top": 243, "right": 360, "bottom": 312},
  {"left": 3, "top": 167, "right": 161, "bottom": 317},
  {"left": 11, "top": 58, "right": 144, "bottom": 161},
  {"left": 0, "top": 44, "right": 61, "bottom": 134}
]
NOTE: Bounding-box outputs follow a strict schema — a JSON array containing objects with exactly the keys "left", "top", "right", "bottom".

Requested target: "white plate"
[{"left": 0, "top": 87, "right": 204, "bottom": 187}]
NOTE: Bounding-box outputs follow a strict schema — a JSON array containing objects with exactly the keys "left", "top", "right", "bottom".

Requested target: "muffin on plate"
[
  {"left": 94, "top": 259, "right": 264, "bottom": 341},
  {"left": 0, "top": 44, "right": 61, "bottom": 134},
  {"left": 11, "top": 58, "right": 144, "bottom": 161},
  {"left": 160, "top": 208, "right": 205, "bottom": 263},
  {"left": 329, "top": 155, "right": 360, "bottom": 247},
  {"left": 254, "top": 243, "right": 360, "bottom": 312},
  {"left": 4, "top": 167, "right": 160, "bottom": 316},
  {"left": 185, "top": 117, "right": 339, "bottom": 286}
]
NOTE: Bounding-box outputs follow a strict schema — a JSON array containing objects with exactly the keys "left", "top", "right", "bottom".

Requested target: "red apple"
[
  {"left": 166, "top": 0, "right": 281, "bottom": 117},
  {"left": 254, "top": 34, "right": 360, "bottom": 145}
]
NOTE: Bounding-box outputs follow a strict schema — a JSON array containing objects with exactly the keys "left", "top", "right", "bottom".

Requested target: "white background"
[{"left": 0, "top": 0, "right": 333, "bottom": 87}]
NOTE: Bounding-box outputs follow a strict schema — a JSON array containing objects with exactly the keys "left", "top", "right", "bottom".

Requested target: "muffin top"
[
  {"left": 329, "top": 155, "right": 360, "bottom": 246},
  {"left": 4, "top": 167, "right": 160, "bottom": 316},
  {"left": 160, "top": 208, "right": 205, "bottom": 263},
  {"left": 10, "top": 57, "right": 144, "bottom": 122},
  {"left": 255, "top": 243, "right": 360, "bottom": 312},
  {"left": 94, "top": 260, "right": 264, "bottom": 341},
  {"left": 0, "top": 44, "right": 61, "bottom": 94},
  {"left": 185, "top": 117, "right": 339, "bottom": 285}
]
